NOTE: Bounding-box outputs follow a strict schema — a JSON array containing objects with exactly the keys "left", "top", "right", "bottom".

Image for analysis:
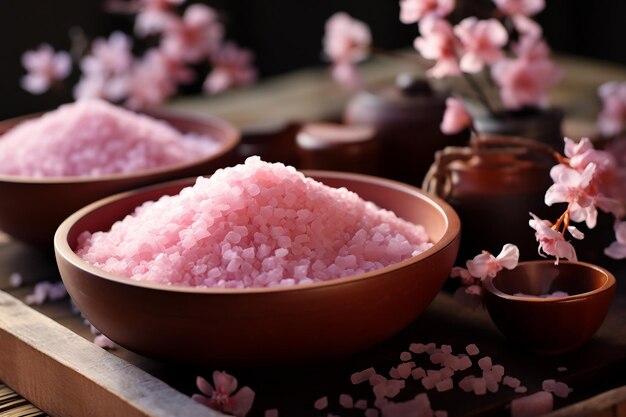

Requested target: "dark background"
[{"left": 1, "top": 0, "right": 625, "bottom": 120}]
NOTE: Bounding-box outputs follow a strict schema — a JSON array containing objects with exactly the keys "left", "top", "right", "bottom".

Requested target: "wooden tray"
[{"left": 1, "top": 232, "right": 626, "bottom": 417}]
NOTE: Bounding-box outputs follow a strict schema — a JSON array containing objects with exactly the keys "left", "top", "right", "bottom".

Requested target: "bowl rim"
[
  {"left": 0, "top": 108, "right": 240, "bottom": 184},
  {"left": 482, "top": 260, "right": 616, "bottom": 302},
  {"left": 54, "top": 170, "right": 461, "bottom": 295}
]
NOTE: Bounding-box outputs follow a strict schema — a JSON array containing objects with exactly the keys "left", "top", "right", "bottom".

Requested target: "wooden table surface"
[{"left": 2, "top": 54, "right": 626, "bottom": 417}]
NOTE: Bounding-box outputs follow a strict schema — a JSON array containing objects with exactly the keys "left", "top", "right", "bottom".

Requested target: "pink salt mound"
[
  {"left": 77, "top": 157, "right": 432, "bottom": 288},
  {"left": 0, "top": 99, "right": 219, "bottom": 177}
]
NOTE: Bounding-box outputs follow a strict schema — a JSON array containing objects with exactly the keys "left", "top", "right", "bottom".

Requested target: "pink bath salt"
[
  {"left": 351, "top": 367, "right": 376, "bottom": 385},
  {"left": 389, "top": 367, "right": 401, "bottom": 379},
  {"left": 314, "top": 396, "right": 328, "bottom": 410},
  {"left": 430, "top": 352, "right": 445, "bottom": 365},
  {"left": 425, "top": 343, "right": 437, "bottom": 354},
  {"left": 365, "top": 409, "right": 379, "bottom": 417},
  {"left": 77, "top": 157, "right": 432, "bottom": 288},
  {"left": 397, "top": 362, "right": 413, "bottom": 379},
  {"left": 409, "top": 343, "right": 426, "bottom": 354},
  {"left": 473, "top": 378, "right": 487, "bottom": 395},
  {"left": 466, "top": 344, "right": 480, "bottom": 356},
  {"left": 436, "top": 378, "right": 454, "bottom": 392},
  {"left": 542, "top": 379, "right": 572, "bottom": 398},
  {"left": 369, "top": 374, "right": 387, "bottom": 386},
  {"left": 421, "top": 376, "right": 437, "bottom": 390},
  {"left": 492, "top": 364, "right": 505, "bottom": 378},
  {"left": 458, "top": 355, "right": 473, "bottom": 371},
  {"left": 515, "top": 386, "right": 528, "bottom": 394},
  {"left": 503, "top": 376, "right": 521, "bottom": 389},
  {"left": 25, "top": 281, "right": 67, "bottom": 305},
  {"left": 459, "top": 376, "right": 476, "bottom": 393},
  {"left": 557, "top": 366, "right": 567, "bottom": 372},
  {"left": 0, "top": 99, "right": 220, "bottom": 177},
  {"left": 478, "top": 356, "right": 493, "bottom": 371},
  {"left": 9, "top": 272, "right": 22, "bottom": 288},
  {"left": 339, "top": 394, "right": 354, "bottom": 408},
  {"left": 375, "top": 380, "right": 405, "bottom": 399},
  {"left": 400, "top": 351, "right": 412, "bottom": 361},
  {"left": 443, "top": 355, "right": 461, "bottom": 371},
  {"left": 440, "top": 345, "right": 453, "bottom": 354},
  {"left": 511, "top": 392, "right": 553, "bottom": 417},
  {"left": 355, "top": 399, "right": 367, "bottom": 410},
  {"left": 93, "top": 334, "right": 117, "bottom": 350},
  {"left": 379, "top": 393, "right": 432, "bottom": 417},
  {"left": 411, "top": 367, "right": 426, "bottom": 380},
  {"left": 264, "top": 409, "right": 278, "bottom": 417}
]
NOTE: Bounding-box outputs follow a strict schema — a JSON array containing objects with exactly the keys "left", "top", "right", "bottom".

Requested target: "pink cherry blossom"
[
  {"left": 511, "top": 15, "right": 542, "bottom": 39},
  {"left": 193, "top": 371, "right": 255, "bottom": 417},
  {"left": 563, "top": 137, "right": 617, "bottom": 175},
  {"left": 604, "top": 221, "right": 626, "bottom": 260},
  {"left": 161, "top": 4, "right": 224, "bottom": 63},
  {"left": 597, "top": 82, "right": 626, "bottom": 136},
  {"left": 414, "top": 17, "right": 461, "bottom": 78},
  {"left": 528, "top": 212, "right": 578, "bottom": 263},
  {"left": 545, "top": 163, "right": 599, "bottom": 228},
  {"left": 323, "top": 12, "right": 372, "bottom": 64},
  {"left": 454, "top": 17, "right": 508, "bottom": 73},
  {"left": 125, "top": 49, "right": 180, "bottom": 109},
  {"left": 491, "top": 56, "right": 562, "bottom": 109},
  {"left": 135, "top": 9, "right": 178, "bottom": 36},
  {"left": 81, "top": 32, "right": 134, "bottom": 77},
  {"left": 330, "top": 61, "right": 363, "bottom": 90},
  {"left": 466, "top": 243, "right": 520, "bottom": 279},
  {"left": 441, "top": 97, "right": 472, "bottom": 134},
  {"left": 493, "top": 0, "right": 545, "bottom": 17},
  {"left": 203, "top": 42, "right": 257, "bottom": 94},
  {"left": 399, "top": 0, "right": 455, "bottom": 24},
  {"left": 513, "top": 36, "right": 550, "bottom": 61},
  {"left": 21, "top": 44, "right": 72, "bottom": 94},
  {"left": 450, "top": 266, "right": 474, "bottom": 286}
]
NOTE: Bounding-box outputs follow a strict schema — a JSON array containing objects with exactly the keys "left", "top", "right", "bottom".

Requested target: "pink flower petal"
[
  {"left": 224, "top": 386, "right": 255, "bottom": 417},
  {"left": 213, "top": 370, "right": 238, "bottom": 395},
  {"left": 495, "top": 243, "right": 520, "bottom": 270},
  {"left": 196, "top": 376, "right": 215, "bottom": 397},
  {"left": 441, "top": 97, "right": 472, "bottom": 134}
]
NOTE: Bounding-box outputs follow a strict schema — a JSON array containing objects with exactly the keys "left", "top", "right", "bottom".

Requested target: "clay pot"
[
  {"left": 296, "top": 123, "right": 380, "bottom": 175},
  {"left": 473, "top": 107, "right": 564, "bottom": 152},
  {"left": 423, "top": 134, "right": 560, "bottom": 261},
  {"left": 344, "top": 75, "right": 469, "bottom": 185},
  {"left": 483, "top": 261, "right": 615, "bottom": 354}
]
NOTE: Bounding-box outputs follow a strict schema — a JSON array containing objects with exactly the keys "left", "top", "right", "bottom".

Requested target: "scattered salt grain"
[
  {"left": 378, "top": 393, "right": 432, "bottom": 417},
  {"left": 515, "top": 386, "right": 528, "bottom": 394},
  {"left": 93, "top": 334, "right": 117, "bottom": 350},
  {"left": 314, "top": 396, "right": 328, "bottom": 410},
  {"left": 9, "top": 272, "right": 22, "bottom": 288},
  {"left": 511, "top": 391, "right": 553, "bottom": 417},
  {"left": 397, "top": 363, "right": 413, "bottom": 379},
  {"left": 430, "top": 352, "right": 445, "bottom": 365},
  {"left": 503, "top": 376, "right": 521, "bottom": 389},
  {"left": 478, "top": 356, "right": 492, "bottom": 371},
  {"left": 421, "top": 377, "right": 437, "bottom": 390},
  {"left": 400, "top": 351, "right": 412, "bottom": 361},
  {"left": 0, "top": 99, "right": 220, "bottom": 177},
  {"left": 466, "top": 344, "right": 480, "bottom": 356},
  {"left": 264, "top": 409, "right": 278, "bottom": 417},
  {"left": 542, "top": 379, "right": 573, "bottom": 398},
  {"left": 389, "top": 367, "right": 401, "bottom": 379},
  {"left": 440, "top": 345, "right": 452, "bottom": 354},
  {"left": 411, "top": 367, "right": 426, "bottom": 380},
  {"left": 77, "top": 157, "right": 431, "bottom": 288},
  {"left": 436, "top": 378, "right": 454, "bottom": 392},
  {"left": 355, "top": 399, "right": 367, "bottom": 410},
  {"left": 24, "top": 281, "right": 67, "bottom": 305},
  {"left": 458, "top": 355, "right": 472, "bottom": 370},
  {"left": 374, "top": 380, "right": 405, "bottom": 399},
  {"left": 339, "top": 394, "right": 353, "bottom": 409},
  {"left": 364, "top": 409, "right": 379, "bottom": 417},
  {"left": 409, "top": 343, "right": 426, "bottom": 354},
  {"left": 425, "top": 343, "right": 437, "bottom": 354},
  {"left": 557, "top": 366, "right": 567, "bottom": 372},
  {"left": 473, "top": 378, "right": 487, "bottom": 395},
  {"left": 459, "top": 376, "right": 476, "bottom": 393},
  {"left": 351, "top": 367, "right": 376, "bottom": 385}
]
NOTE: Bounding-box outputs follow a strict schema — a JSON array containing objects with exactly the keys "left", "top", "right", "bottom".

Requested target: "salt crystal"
[
  {"left": 458, "top": 355, "right": 473, "bottom": 370},
  {"left": 557, "top": 366, "right": 567, "bottom": 372},
  {"left": 409, "top": 343, "right": 426, "bottom": 354},
  {"left": 440, "top": 344, "right": 452, "bottom": 354},
  {"left": 9, "top": 272, "right": 22, "bottom": 288},
  {"left": 425, "top": 343, "right": 437, "bottom": 354},
  {"left": 466, "top": 344, "right": 480, "bottom": 356},
  {"left": 400, "top": 351, "right": 412, "bottom": 361},
  {"left": 351, "top": 367, "right": 376, "bottom": 385},
  {"left": 77, "top": 157, "right": 431, "bottom": 288},
  {"left": 503, "top": 376, "right": 521, "bottom": 389},
  {"left": 264, "top": 409, "right": 278, "bottom": 417},
  {"left": 430, "top": 352, "right": 445, "bottom": 365},
  {"left": 397, "top": 363, "right": 413, "bottom": 379},
  {"left": 365, "top": 409, "right": 379, "bottom": 417},
  {"left": 411, "top": 367, "right": 426, "bottom": 380},
  {"left": 339, "top": 393, "right": 353, "bottom": 408},
  {"left": 369, "top": 374, "right": 387, "bottom": 386},
  {"left": 515, "top": 386, "right": 528, "bottom": 394},
  {"left": 314, "top": 396, "right": 328, "bottom": 410},
  {"left": 478, "top": 356, "right": 493, "bottom": 371},
  {"left": 94, "top": 334, "right": 117, "bottom": 349},
  {"left": 473, "top": 378, "right": 487, "bottom": 395},
  {"left": 492, "top": 364, "right": 505, "bottom": 378},
  {"left": 0, "top": 100, "right": 220, "bottom": 177},
  {"left": 436, "top": 378, "right": 454, "bottom": 392},
  {"left": 389, "top": 367, "right": 401, "bottom": 379},
  {"left": 542, "top": 379, "right": 572, "bottom": 398},
  {"left": 441, "top": 367, "right": 454, "bottom": 379},
  {"left": 355, "top": 399, "right": 367, "bottom": 409},
  {"left": 379, "top": 393, "right": 432, "bottom": 417},
  {"left": 422, "top": 376, "right": 437, "bottom": 390},
  {"left": 459, "top": 376, "right": 476, "bottom": 393},
  {"left": 511, "top": 392, "right": 553, "bottom": 417}
]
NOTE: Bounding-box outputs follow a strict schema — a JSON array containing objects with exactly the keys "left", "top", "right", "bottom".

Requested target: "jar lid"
[{"left": 296, "top": 123, "right": 376, "bottom": 150}]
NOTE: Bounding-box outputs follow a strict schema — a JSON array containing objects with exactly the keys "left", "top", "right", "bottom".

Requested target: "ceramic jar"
[
  {"left": 473, "top": 108, "right": 564, "bottom": 152},
  {"left": 344, "top": 75, "right": 469, "bottom": 185},
  {"left": 423, "top": 135, "right": 560, "bottom": 261},
  {"left": 296, "top": 123, "right": 380, "bottom": 175}
]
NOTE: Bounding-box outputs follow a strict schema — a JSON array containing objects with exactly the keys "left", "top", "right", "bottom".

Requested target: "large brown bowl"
[
  {"left": 0, "top": 109, "right": 240, "bottom": 247},
  {"left": 483, "top": 261, "right": 616, "bottom": 355},
  {"left": 54, "top": 172, "right": 461, "bottom": 365}
]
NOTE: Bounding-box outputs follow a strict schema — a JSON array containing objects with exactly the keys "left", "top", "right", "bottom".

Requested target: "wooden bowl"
[
  {"left": 0, "top": 109, "right": 240, "bottom": 247},
  {"left": 483, "top": 261, "right": 616, "bottom": 355},
  {"left": 54, "top": 172, "right": 461, "bottom": 365}
]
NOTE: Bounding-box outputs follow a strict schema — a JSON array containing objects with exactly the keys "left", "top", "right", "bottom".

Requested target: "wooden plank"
[
  {"left": 542, "top": 386, "right": 626, "bottom": 417},
  {"left": 0, "top": 291, "right": 223, "bottom": 417}
]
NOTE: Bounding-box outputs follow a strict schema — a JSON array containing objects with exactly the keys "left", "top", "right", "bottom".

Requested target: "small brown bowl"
[
  {"left": 483, "top": 261, "right": 616, "bottom": 354},
  {"left": 0, "top": 109, "right": 240, "bottom": 247},
  {"left": 54, "top": 172, "right": 461, "bottom": 365}
]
